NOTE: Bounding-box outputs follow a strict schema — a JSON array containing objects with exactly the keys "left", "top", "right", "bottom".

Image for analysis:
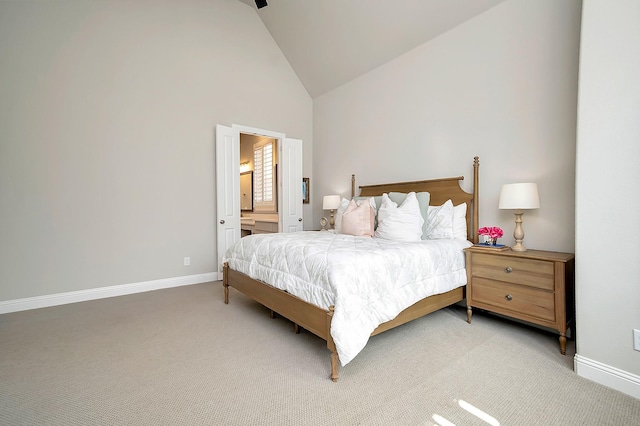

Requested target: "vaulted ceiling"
[{"left": 237, "top": 0, "right": 506, "bottom": 97}]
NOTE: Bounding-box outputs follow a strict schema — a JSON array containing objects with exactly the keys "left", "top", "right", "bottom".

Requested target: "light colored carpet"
[{"left": 1, "top": 282, "right": 638, "bottom": 425}]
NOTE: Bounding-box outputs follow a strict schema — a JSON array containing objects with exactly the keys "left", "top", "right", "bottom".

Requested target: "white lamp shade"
[
  {"left": 499, "top": 183, "right": 540, "bottom": 210},
  {"left": 323, "top": 194, "right": 341, "bottom": 210}
]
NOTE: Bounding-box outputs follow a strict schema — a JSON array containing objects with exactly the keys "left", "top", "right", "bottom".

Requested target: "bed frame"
[{"left": 223, "top": 156, "right": 479, "bottom": 381}]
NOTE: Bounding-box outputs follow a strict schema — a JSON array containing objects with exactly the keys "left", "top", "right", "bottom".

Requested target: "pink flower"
[{"left": 478, "top": 226, "right": 503, "bottom": 239}]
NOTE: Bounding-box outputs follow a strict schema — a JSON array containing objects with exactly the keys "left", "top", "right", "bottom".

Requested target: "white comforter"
[{"left": 223, "top": 231, "right": 471, "bottom": 366}]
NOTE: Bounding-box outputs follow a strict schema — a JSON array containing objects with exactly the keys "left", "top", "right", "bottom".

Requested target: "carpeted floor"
[{"left": 1, "top": 282, "right": 638, "bottom": 425}]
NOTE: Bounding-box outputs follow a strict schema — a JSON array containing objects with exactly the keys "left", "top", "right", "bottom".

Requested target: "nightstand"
[{"left": 464, "top": 246, "right": 575, "bottom": 354}]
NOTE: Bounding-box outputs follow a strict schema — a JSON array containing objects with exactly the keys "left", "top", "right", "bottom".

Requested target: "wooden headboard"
[{"left": 352, "top": 156, "right": 479, "bottom": 243}]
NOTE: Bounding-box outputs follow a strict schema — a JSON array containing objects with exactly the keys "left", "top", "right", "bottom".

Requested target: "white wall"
[
  {"left": 313, "top": 0, "right": 581, "bottom": 254},
  {"left": 0, "top": 0, "right": 312, "bottom": 302},
  {"left": 575, "top": 0, "right": 640, "bottom": 397}
]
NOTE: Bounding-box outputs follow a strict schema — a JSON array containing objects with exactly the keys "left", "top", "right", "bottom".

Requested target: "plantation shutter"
[{"left": 253, "top": 140, "right": 275, "bottom": 211}]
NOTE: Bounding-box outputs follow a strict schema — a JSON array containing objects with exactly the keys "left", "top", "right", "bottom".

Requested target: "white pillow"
[
  {"left": 374, "top": 192, "right": 424, "bottom": 242},
  {"left": 335, "top": 197, "right": 376, "bottom": 233},
  {"left": 389, "top": 191, "right": 431, "bottom": 239},
  {"left": 334, "top": 198, "right": 350, "bottom": 233},
  {"left": 341, "top": 199, "right": 375, "bottom": 236},
  {"left": 453, "top": 202, "right": 467, "bottom": 240},
  {"left": 425, "top": 199, "right": 454, "bottom": 239}
]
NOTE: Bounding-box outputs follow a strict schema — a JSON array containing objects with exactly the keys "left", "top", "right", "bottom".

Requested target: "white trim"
[
  {"left": 232, "top": 124, "right": 285, "bottom": 140},
  {"left": 574, "top": 354, "right": 640, "bottom": 399},
  {"left": 0, "top": 273, "right": 217, "bottom": 314}
]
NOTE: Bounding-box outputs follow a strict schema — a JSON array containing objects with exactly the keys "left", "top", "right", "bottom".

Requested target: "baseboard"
[
  {"left": 574, "top": 354, "right": 640, "bottom": 399},
  {"left": 0, "top": 272, "right": 218, "bottom": 315}
]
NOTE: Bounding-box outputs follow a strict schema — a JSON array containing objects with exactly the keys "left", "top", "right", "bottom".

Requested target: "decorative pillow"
[
  {"left": 335, "top": 197, "right": 376, "bottom": 233},
  {"left": 354, "top": 196, "right": 382, "bottom": 228},
  {"left": 389, "top": 192, "right": 430, "bottom": 239},
  {"left": 341, "top": 199, "right": 375, "bottom": 236},
  {"left": 425, "top": 199, "right": 454, "bottom": 239},
  {"left": 374, "top": 192, "right": 424, "bottom": 242},
  {"left": 354, "top": 195, "right": 382, "bottom": 212},
  {"left": 453, "top": 202, "right": 467, "bottom": 240}
]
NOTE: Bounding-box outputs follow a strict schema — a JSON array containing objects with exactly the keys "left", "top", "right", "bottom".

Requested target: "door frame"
[{"left": 216, "top": 124, "right": 302, "bottom": 280}]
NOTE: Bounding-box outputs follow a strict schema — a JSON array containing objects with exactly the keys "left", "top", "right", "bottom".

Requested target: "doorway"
[
  {"left": 215, "top": 124, "right": 303, "bottom": 279},
  {"left": 240, "top": 134, "right": 278, "bottom": 217}
]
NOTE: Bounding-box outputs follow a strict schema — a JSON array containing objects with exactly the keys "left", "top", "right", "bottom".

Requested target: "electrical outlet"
[
  {"left": 184, "top": 257, "right": 191, "bottom": 266},
  {"left": 634, "top": 329, "right": 640, "bottom": 352}
]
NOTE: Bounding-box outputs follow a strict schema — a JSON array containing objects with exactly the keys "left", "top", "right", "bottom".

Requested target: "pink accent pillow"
[{"left": 341, "top": 199, "right": 374, "bottom": 236}]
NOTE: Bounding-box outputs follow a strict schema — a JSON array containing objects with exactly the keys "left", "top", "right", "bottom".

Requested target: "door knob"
[
  {"left": 298, "top": 218, "right": 303, "bottom": 222},
  {"left": 220, "top": 220, "right": 225, "bottom": 224}
]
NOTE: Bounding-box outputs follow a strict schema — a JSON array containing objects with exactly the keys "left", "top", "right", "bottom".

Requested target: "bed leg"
[
  {"left": 327, "top": 306, "right": 339, "bottom": 382},
  {"left": 294, "top": 323, "right": 300, "bottom": 334},
  {"left": 467, "top": 305, "right": 472, "bottom": 324},
  {"left": 270, "top": 310, "right": 276, "bottom": 319},
  {"left": 330, "top": 351, "right": 339, "bottom": 382},
  {"left": 223, "top": 262, "right": 229, "bottom": 304}
]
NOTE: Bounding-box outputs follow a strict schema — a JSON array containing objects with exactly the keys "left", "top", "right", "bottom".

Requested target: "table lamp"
[
  {"left": 322, "top": 195, "right": 341, "bottom": 229},
  {"left": 498, "top": 183, "right": 540, "bottom": 252}
]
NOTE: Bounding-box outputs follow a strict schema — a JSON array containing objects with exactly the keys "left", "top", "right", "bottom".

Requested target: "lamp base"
[
  {"left": 511, "top": 211, "right": 528, "bottom": 252},
  {"left": 511, "top": 241, "right": 527, "bottom": 252}
]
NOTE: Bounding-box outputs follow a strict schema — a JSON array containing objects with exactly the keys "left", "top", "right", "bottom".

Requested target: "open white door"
[
  {"left": 280, "top": 138, "right": 303, "bottom": 232},
  {"left": 215, "top": 124, "right": 240, "bottom": 280}
]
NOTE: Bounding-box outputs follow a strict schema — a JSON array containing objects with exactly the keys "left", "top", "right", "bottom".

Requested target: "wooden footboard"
[{"left": 224, "top": 262, "right": 464, "bottom": 381}]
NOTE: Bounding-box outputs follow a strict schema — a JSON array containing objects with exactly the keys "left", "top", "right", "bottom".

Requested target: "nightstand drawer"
[
  {"left": 471, "top": 277, "right": 555, "bottom": 322},
  {"left": 471, "top": 253, "right": 554, "bottom": 290}
]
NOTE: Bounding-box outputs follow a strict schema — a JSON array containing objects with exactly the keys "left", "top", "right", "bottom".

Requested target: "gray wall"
[
  {"left": 575, "top": 0, "right": 640, "bottom": 386},
  {"left": 0, "top": 0, "right": 312, "bottom": 301},
  {"left": 313, "top": 0, "right": 580, "bottom": 255}
]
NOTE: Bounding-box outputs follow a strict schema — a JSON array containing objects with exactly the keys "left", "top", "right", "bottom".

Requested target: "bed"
[{"left": 223, "top": 156, "right": 479, "bottom": 381}]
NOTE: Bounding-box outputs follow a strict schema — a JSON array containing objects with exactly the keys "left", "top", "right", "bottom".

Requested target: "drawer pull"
[
  {"left": 505, "top": 266, "right": 513, "bottom": 273},
  {"left": 505, "top": 294, "right": 513, "bottom": 301}
]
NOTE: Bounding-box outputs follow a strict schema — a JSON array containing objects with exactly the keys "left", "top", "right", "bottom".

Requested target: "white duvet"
[{"left": 223, "top": 231, "right": 471, "bottom": 366}]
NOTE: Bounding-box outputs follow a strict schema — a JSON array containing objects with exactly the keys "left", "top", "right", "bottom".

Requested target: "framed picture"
[{"left": 302, "top": 177, "right": 310, "bottom": 204}]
